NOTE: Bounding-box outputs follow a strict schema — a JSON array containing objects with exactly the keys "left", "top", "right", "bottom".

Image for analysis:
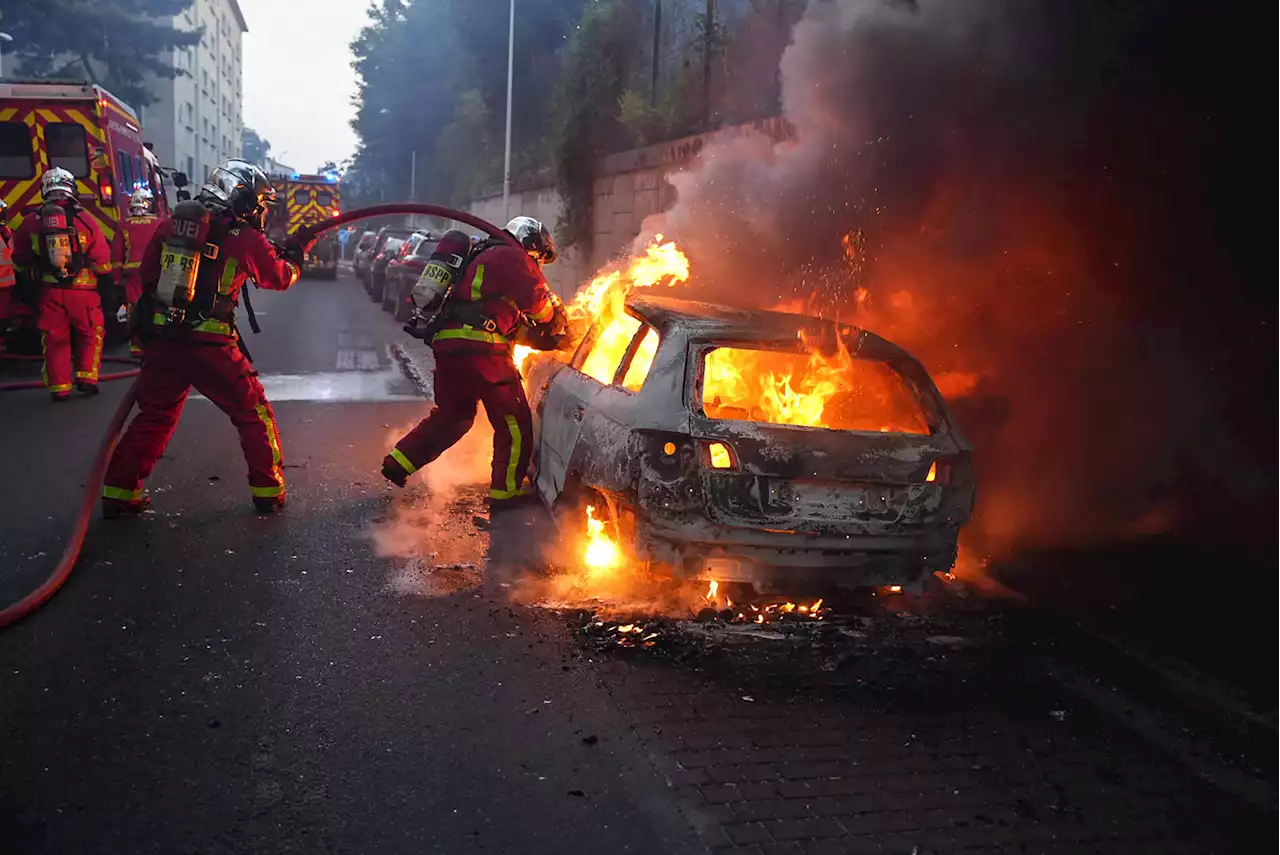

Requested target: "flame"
[
  {"left": 583, "top": 505, "right": 620, "bottom": 572},
  {"left": 705, "top": 579, "right": 718, "bottom": 600},
  {"left": 702, "top": 334, "right": 929, "bottom": 434},
  {"left": 569, "top": 237, "right": 690, "bottom": 386},
  {"left": 513, "top": 344, "right": 534, "bottom": 373}
]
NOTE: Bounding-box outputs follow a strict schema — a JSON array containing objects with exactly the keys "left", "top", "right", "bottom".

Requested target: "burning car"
[{"left": 526, "top": 292, "right": 976, "bottom": 594}]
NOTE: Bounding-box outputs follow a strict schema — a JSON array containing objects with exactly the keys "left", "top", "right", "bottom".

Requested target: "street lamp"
[
  {"left": 0, "top": 33, "right": 13, "bottom": 80},
  {"left": 502, "top": 0, "right": 514, "bottom": 220}
]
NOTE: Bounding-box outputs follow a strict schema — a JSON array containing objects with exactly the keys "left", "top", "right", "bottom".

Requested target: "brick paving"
[{"left": 586, "top": 612, "right": 1269, "bottom": 854}]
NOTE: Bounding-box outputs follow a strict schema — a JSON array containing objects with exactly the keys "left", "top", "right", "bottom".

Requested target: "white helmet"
[
  {"left": 129, "top": 186, "right": 155, "bottom": 215},
  {"left": 40, "top": 167, "right": 77, "bottom": 201}
]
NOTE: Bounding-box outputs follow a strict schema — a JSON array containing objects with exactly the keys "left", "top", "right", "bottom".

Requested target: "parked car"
[
  {"left": 383, "top": 232, "right": 439, "bottom": 321},
  {"left": 367, "top": 237, "right": 406, "bottom": 303},
  {"left": 351, "top": 230, "right": 376, "bottom": 279},
  {"left": 360, "top": 226, "right": 416, "bottom": 290},
  {"left": 525, "top": 294, "right": 976, "bottom": 595}
]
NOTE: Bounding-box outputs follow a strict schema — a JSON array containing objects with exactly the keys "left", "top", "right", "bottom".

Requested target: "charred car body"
[{"left": 527, "top": 295, "right": 976, "bottom": 593}]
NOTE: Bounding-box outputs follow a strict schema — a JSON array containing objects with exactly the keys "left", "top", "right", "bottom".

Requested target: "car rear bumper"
[{"left": 635, "top": 513, "right": 959, "bottom": 590}]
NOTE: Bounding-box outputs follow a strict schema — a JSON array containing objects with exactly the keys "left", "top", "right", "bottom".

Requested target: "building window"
[{"left": 186, "top": 156, "right": 194, "bottom": 178}]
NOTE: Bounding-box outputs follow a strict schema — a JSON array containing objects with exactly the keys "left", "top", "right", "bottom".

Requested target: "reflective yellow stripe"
[
  {"left": 193, "top": 318, "right": 233, "bottom": 336},
  {"left": 528, "top": 300, "right": 554, "bottom": 323},
  {"left": 102, "top": 485, "right": 143, "bottom": 501},
  {"left": 389, "top": 448, "right": 417, "bottom": 475},
  {"left": 490, "top": 486, "right": 530, "bottom": 500},
  {"left": 123, "top": 261, "right": 141, "bottom": 270},
  {"left": 503, "top": 414, "right": 521, "bottom": 495},
  {"left": 219, "top": 257, "right": 238, "bottom": 294},
  {"left": 251, "top": 484, "right": 285, "bottom": 498},
  {"left": 87, "top": 325, "right": 103, "bottom": 379},
  {"left": 48, "top": 383, "right": 73, "bottom": 393},
  {"left": 255, "top": 403, "right": 285, "bottom": 491},
  {"left": 470, "top": 263, "right": 484, "bottom": 301},
  {"left": 152, "top": 311, "right": 167, "bottom": 326},
  {"left": 432, "top": 326, "right": 509, "bottom": 346}
]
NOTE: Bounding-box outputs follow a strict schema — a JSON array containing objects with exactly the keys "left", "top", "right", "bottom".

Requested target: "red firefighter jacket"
[
  {"left": 141, "top": 215, "right": 301, "bottom": 342},
  {"left": 12, "top": 203, "right": 112, "bottom": 289},
  {"left": 0, "top": 224, "right": 15, "bottom": 290},
  {"left": 121, "top": 213, "right": 161, "bottom": 303},
  {"left": 431, "top": 243, "right": 556, "bottom": 356}
]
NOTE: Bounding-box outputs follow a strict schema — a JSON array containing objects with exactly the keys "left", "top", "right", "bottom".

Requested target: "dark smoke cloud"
[{"left": 639, "top": 0, "right": 1272, "bottom": 562}]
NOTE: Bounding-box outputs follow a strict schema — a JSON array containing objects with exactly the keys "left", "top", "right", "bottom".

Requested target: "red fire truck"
[{"left": 0, "top": 80, "right": 180, "bottom": 346}]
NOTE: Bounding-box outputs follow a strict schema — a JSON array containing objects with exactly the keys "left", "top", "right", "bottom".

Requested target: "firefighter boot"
[
  {"left": 51, "top": 391, "right": 71, "bottom": 403},
  {"left": 75, "top": 380, "right": 100, "bottom": 397},
  {"left": 253, "top": 495, "right": 287, "bottom": 515},
  {"left": 102, "top": 493, "right": 151, "bottom": 519}
]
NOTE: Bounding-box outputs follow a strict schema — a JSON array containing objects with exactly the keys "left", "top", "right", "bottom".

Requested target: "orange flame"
[{"left": 583, "top": 505, "right": 620, "bottom": 573}]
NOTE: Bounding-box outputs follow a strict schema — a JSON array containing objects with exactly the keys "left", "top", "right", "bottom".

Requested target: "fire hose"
[{"left": 0, "top": 202, "right": 513, "bottom": 628}]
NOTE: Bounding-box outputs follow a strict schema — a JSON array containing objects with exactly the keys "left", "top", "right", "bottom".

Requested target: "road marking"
[{"left": 192, "top": 371, "right": 423, "bottom": 402}]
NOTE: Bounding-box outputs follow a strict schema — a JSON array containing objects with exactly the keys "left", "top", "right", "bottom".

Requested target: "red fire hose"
[
  {"left": 0, "top": 354, "right": 142, "bottom": 392},
  {"left": 0, "top": 202, "right": 509, "bottom": 628}
]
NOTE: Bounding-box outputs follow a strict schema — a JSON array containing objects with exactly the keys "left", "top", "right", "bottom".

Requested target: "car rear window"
[
  {"left": 0, "top": 122, "right": 34, "bottom": 179},
  {"left": 700, "top": 345, "right": 930, "bottom": 435},
  {"left": 412, "top": 239, "right": 437, "bottom": 258},
  {"left": 579, "top": 312, "right": 642, "bottom": 385},
  {"left": 382, "top": 238, "right": 404, "bottom": 254}
]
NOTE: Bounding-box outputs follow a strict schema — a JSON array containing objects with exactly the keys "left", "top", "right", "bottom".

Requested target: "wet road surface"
[{"left": 0, "top": 270, "right": 1272, "bottom": 854}]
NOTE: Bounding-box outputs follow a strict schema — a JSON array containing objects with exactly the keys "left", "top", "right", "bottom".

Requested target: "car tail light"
[
  {"left": 703, "top": 440, "right": 737, "bottom": 470},
  {"left": 924, "top": 458, "right": 955, "bottom": 485},
  {"left": 331, "top": 207, "right": 340, "bottom": 217}
]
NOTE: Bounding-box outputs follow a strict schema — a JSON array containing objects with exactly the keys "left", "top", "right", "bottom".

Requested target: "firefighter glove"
[{"left": 287, "top": 225, "right": 320, "bottom": 256}]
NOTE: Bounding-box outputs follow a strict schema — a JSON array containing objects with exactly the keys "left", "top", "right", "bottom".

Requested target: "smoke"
[{"left": 636, "top": 0, "right": 1271, "bottom": 564}]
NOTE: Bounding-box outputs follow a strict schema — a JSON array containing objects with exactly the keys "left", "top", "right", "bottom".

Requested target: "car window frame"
[
  {"left": 45, "top": 122, "right": 90, "bottom": 178},
  {"left": 0, "top": 121, "right": 35, "bottom": 179},
  {"left": 569, "top": 308, "right": 658, "bottom": 395}
]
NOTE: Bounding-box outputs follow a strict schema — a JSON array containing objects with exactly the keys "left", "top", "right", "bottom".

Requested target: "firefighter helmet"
[
  {"left": 199, "top": 159, "right": 277, "bottom": 231},
  {"left": 130, "top": 186, "right": 155, "bottom": 216},
  {"left": 504, "top": 216, "right": 557, "bottom": 265},
  {"left": 40, "top": 167, "right": 77, "bottom": 202}
]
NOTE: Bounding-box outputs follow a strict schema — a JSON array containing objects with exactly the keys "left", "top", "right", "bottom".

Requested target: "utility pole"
[
  {"left": 650, "top": 1, "right": 662, "bottom": 105},
  {"left": 502, "top": 0, "right": 515, "bottom": 220},
  {"left": 703, "top": 0, "right": 715, "bottom": 129}
]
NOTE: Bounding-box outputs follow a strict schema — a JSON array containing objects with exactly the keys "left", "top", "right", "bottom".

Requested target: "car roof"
[{"left": 626, "top": 293, "right": 913, "bottom": 362}]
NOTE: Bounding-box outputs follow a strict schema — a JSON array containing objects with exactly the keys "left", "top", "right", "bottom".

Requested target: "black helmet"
[
  {"left": 199, "top": 158, "right": 277, "bottom": 230},
  {"left": 504, "top": 216, "right": 557, "bottom": 265}
]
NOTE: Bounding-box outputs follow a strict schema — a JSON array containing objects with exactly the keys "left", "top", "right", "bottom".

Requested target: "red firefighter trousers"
[
  {"left": 103, "top": 338, "right": 285, "bottom": 502},
  {"left": 390, "top": 352, "right": 533, "bottom": 501},
  {"left": 38, "top": 288, "right": 104, "bottom": 393}
]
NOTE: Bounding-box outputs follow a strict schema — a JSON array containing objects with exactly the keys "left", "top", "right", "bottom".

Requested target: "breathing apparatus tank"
[
  {"left": 39, "top": 201, "right": 78, "bottom": 283},
  {"left": 156, "top": 199, "right": 213, "bottom": 325}
]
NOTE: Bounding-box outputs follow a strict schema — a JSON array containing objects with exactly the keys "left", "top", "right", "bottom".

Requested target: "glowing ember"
[
  {"left": 705, "top": 580, "right": 718, "bottom": 600},
  {"left": 582, "top": 505, "right": 620, "bottom": 572},
  {"left": 887, "top": 585, "right": 903, "bottom": 593}
]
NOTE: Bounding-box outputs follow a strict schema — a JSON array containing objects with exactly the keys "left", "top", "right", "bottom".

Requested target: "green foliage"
[
  {"left": 550, "top": 0, "right": 642, "bottom": 249},
  {"left": 242, "top": 128, "right": 270, "bottom": 165},
  {"left": 347, "top": 0, "right": 587, "bottom": 212},
  {"left": 2, "top": 0, "right": 202, "bottom": 108}
]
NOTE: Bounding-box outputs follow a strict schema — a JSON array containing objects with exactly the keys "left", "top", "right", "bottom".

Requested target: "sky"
[{"left": 241, "top": 0, "right": 368, "bottom": 173}]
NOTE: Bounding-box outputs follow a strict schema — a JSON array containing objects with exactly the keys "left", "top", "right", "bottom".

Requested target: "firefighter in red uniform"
[
  {"left": 0, "top": 201, "right": 15, "bottom": 354},
  {"left": 382, "top": 217, "right": 568, "bottom": 512},
  {"left": 11, "top": 167, "right": 117, "bottom": 400},
  {"left": 121, "top": 187, "right": 161, "bottom": 356},
  {"left": 101, "top": 159, "right": 316, "bottom": 518}
]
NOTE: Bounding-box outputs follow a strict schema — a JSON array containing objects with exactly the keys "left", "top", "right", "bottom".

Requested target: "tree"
[
  {"left": 3, "top": 1, "right": 202, "bottom": 109},
  {"left": 242, "top": 128, "right": 270, "bottom": 166}
]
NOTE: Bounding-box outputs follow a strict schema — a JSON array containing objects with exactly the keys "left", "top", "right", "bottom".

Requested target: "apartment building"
[{"left": 141, "top": 0, "right": 247, "bottom": 198}]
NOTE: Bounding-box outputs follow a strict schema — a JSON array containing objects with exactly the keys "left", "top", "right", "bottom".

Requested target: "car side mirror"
[{"left": 172, "top": 172, "right": 189, "bottom": 189}]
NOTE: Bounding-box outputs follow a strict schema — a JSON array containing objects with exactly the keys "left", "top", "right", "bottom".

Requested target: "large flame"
[{"left": 582, "top": 505, "right": 620, "bottom": 573}]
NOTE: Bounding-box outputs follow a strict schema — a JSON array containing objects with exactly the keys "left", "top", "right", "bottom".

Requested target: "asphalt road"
[
  {"left": 0, "top": 271, "right": 700, "bottom": 855},
  {"left": 0, "top": 270, "right": 1271, "bottom": 854}
]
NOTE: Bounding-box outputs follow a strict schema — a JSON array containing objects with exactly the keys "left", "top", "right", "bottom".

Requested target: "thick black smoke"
[{"left": 639, "top": 0, "right": 1272, "bottom": 564}]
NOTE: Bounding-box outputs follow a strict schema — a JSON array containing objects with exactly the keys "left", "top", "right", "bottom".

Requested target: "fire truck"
[
  {"left": 0, "top": 80, "right": 179, "bottom": 345},
  {"left": 265, "top": 173, "right": 341, "bottom": 279}
]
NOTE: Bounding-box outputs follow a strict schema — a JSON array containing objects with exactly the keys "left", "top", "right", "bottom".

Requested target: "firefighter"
[
  {"left": 101, "top": 159, "right": 317, "bottom": 518},
  {"left": 382, "top": 217, "right": 568, "bottom": 512},
  {"left": 11, "top": 167, "right": 117, "bottom": 401},
  {"left": 0, "top": 201, "right": 14, "bottom": 354},
  {"left": 121, "top": 187, "right": 161, "bottom": 356}
]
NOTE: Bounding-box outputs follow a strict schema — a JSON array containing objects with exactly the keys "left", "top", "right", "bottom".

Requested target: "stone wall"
[{"left": 468, "top": 116, "right": 793, "bottom": 294}]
